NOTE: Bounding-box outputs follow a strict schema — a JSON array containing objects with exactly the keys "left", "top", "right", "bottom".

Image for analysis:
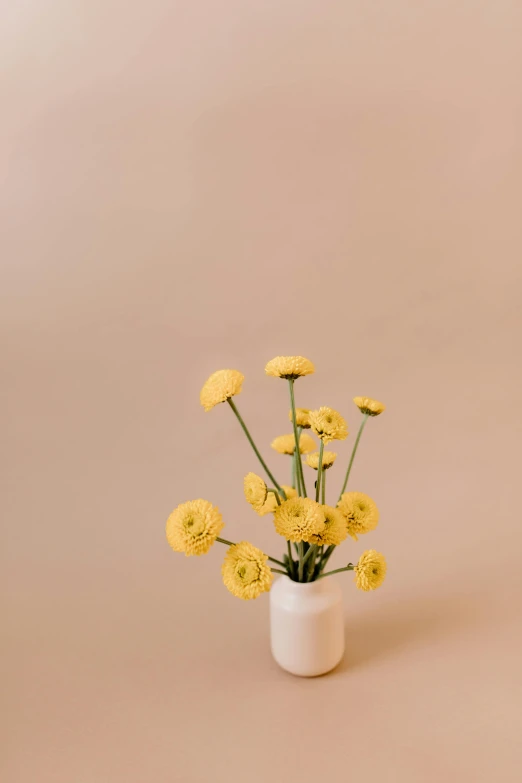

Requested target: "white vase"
[{"left": 269, "top": 575, "right": 345, "bottom": 676}]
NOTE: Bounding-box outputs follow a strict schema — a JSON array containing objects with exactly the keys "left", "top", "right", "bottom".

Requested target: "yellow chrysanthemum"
[
  {"left": 273, "top": 497, "right": 325, "bottom": 543},
  {"left": 309, "top": 407, "right": 348, "bottom": 444},
  {"left": 337, "top": 491, "right": 379, "bottom": 541},
  {"left": 257, "top": 493, "right": 278, "bottom": 516},
  {"left": 353, "top": 397, "right": 386, "bottom": 417},
  {"left": 243, "top": 472, "right": 268, "bottom": 512},
  {"left": 221, "top": 541, "right": 273, "bottom": 600},
  {"left": 289, "top": 407, "right": 311, "bottom": 428},
  {"left": 200, "top": 369, "right": 244, "bottom": 412},
  {"left": 271, "top": 433, "right": 316, "bottom": 455},
  {"left": 308, "top": 505, "right": 348, "bottom": 546},
  {"left": 265, "top": 356, "right": 315, "bottom": 379},
  {"left": 257, "top": 485, "right": 297, "bottom": 516},
  {"left": 166, "top": 499, "right": 224, "bottom": 556},
  {"left": 305, "top": 451, "right": 337, "bottom": 470},
  {"left": 355, "top": 549, "right": 387, "bottom": 591},
  {"left": 281, "top": 485, "right": 298, "bottom": 500}
]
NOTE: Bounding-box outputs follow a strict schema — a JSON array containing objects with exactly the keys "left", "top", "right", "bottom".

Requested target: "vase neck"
[{"left": 277, "top": 575, "right": 334, "bottom": 594}]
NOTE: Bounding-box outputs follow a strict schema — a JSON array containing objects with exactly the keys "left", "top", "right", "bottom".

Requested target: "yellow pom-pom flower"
[
  {"left": 200, "top": 369, "right": 244, "bottom": 412},
  {"left": 281, "top": 485, "right": 298, "bottom": 500},
  {"left": 271, "top": 432, "right": 316, "bottom": 455},
  {"left": 355, "top": 549, "right": 387, "bottom": 591},
  {"left": 308, "top": 505, "right": 347, "bottom": 546},
  {"left": 289, "top": 407, "right": 311, "bottom": 428},
  {"left": 273, "top": 497, "right": 325, "bottom": 543},
  {"left": 258, "top": 493, "right": 278, "bottom": 516},
  {"left": 257, "top": 485, "right": 297, "bottom": 516},
  {"left": 305, "top": 451, "right": 337, "bottom": 470},
  {"left": 309, "top": 407, "right": 348, "bottom": 444},
  {"left": 166, "top": 499, "right": 224, "bottom": 556},
  {"left": 337, "top": 491, "right": 379, "bottom": 541},
  {"left": 243, "top": 472, "right": 268, "bottom": 512},
  {"left": 221, "top": 541, "right": 273, "bottom": 600},
  {"left": 265, "top": 356, "right": 315, "bottom": 379},
  {"left": 353, "top": 397, "right": 386, "bottom": 417}
]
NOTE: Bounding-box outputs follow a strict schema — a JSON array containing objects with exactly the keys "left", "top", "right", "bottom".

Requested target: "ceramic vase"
[{"left": 269, "top": 575, "right": 345, "bottom": 676}]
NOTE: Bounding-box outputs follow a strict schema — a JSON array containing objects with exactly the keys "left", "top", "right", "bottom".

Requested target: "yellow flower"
[
  {"left": 305, "top": 451, "right": 337, "bottom": 470},
  {"left": 265, "top": 356, "right": 315, "bottom": 379},
  {"left": 281, "top": 485, "right": 298, "bottom": 500},
  {"left": 257, "top": 485, "right": 297, "bottom": 516},
  {"left": 243, "top": 472, "right": 268, "bottom": 512},
  {"left": 289, "top": 407, "right": 311, "bottom": 428},
  {"left": 271, "top": 433, "right": 316, "bottom": 455},
  {"left": 353, "top": 397, "right": 386, "bottom": 417},
  {"left": 221, "top": 541, "right": 273, "bottom": 600},
  {"left": 308, "top": 505, "right": 347, "bottom": 546},
  {"left": 273, "top": 497, "right": 325, "bottom": 543},
  {"left": 309, "top": 407, "right": 348, "bottom": 444},
  {"left": 200, "top": 369, "right": 244, "bottom": 411},
  {"left": 355, "top": 550, "right": 387, "bottom": 591},
  {"left": 337, "top": 491, "right": 379, "bottom": 541},
  {"left": 166, "top": 499, "right": 224, "bottom": 556},
  {"left": 258, "top": 493, "right": 278, "bottom": 516}
]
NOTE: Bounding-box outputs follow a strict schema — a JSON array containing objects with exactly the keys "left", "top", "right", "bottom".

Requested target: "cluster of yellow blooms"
[{"left": 167, "top": 356, "right": 387, "bottom": 599}]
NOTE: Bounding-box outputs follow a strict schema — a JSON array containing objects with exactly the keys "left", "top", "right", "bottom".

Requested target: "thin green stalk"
[
  {"left": 305, "top": 545, "right": 319, "bottom": 581},
  {"left": 338, "top": 413, "right": 369, "bottom": 501},
  {"left": 267, "top": 554, "right": 286, "bottom": 568},
  {"left": 315, "top": 441, "right": 324, "bottom": 503},
  {"left": 227, "top": 398, "right": 286, "bottom": 499},
  {"left": 311, "top": 549, "right": 323, "bottom": 581},
  {"left": 267, "top": 489, "right": 281, "bottom": 505},
  {"left": 319, "top": 544, "right": 335, "bottom": 573},
  {"left": 321, "top": 470, "right": 326, "bottom": 505},
  {"left": 294, "top": 448, "right": 302, "bottom": 496},
  {"left": 272, "top": 568, "right": 287, "bottom": 575},
  {"left": 300, "top": 544, "right": 316, "bottom": 572},
  {"left": 287, "top": 540, "right": 295, "bottom": 578},
  {"left": 294, "top": 426, "right": 302, "bottom": 495},
  {"left": 288, "top": 380, "right": 307, "bottom": 497},
  {"left": 298, "top": 541, "right": 305, "bottom": 581},
  {"left": 216, "top": 536, "right": 235, "bottom": 547},
  {"left": 318, "top": 564, "right": 354, "bottom": 579}
]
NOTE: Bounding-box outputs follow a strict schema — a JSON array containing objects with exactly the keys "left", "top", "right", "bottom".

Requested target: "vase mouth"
[{"left": 275, "top": 574, "right": 332, "bottom": 592}]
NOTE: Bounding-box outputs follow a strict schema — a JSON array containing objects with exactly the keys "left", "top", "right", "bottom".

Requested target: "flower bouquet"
[{"left": 166, "top": 356, "right": 386, "bottom": 675}]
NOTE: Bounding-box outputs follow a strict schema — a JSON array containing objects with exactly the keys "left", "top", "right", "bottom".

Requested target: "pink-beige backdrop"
[{"left": 2, "top": 2, "right": 522, "bottom": 781}]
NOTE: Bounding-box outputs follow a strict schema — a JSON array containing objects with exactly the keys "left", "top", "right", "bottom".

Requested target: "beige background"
[{"left": 2, "top": 1, "right": 522, "bottom": 781}]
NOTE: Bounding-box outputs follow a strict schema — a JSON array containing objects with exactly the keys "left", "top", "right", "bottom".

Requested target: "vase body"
[{"left": 269, "top": 575, "right": 345, "bottom": 676}]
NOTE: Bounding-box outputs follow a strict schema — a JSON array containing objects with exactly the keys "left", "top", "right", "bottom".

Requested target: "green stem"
[
  {"left": 289, "top": 381, "right": 307, "bottom": 497},
  {"left": 318, "top": 564, "right": 354, "bottom": 579},
  {"left": 227, "top": 398, "right": 286, "bottom": 499},
  {"left": 305, "top": 545, "right": 319, "bottom": 581},
  {"left": 298, "top": 541, "right": 305, "bottom": 581},
  {"left": 294, "top": 448, "right": 302, "bottom": 496},
  {"left": 294, "top": 426, "right": 303, "bottom": 495},
  {"left": 287, "top": 540, "right": 295, "bottom": 578},
  {"left": 272, "top": 568, "right": 287, "bottom": 575},
  {"left": 321, "top": 470, "right": 326, "bottom": 505},
  {"left": 216, "top": 537, "right": 235, "bottom": 547},
  {"left": 268, "top": 489, "right": 281, "bottom": 505},
  {"left": 300, "top": 544, "right": 316, "bottom": 572},
  {"left": 267, "top": 554, "right": 286, "bottom": 568},
  {"left": 338, "top": 413, "right": 369, "bottom": 501},
  {"left": 319, "top": 544, "right": 335, "bottom": 573},
  {"left": 315, "top": 441, "right": 324, "bottom": 503}
]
